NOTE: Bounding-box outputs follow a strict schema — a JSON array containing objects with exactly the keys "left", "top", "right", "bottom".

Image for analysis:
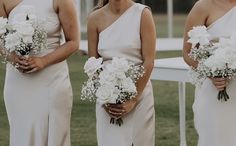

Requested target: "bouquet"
[
  {"left": 0, "top": 6, "right": 47, "bottom": 65},
  {"left": 188, "top": 26, "right": 236, "bottom": 101},
  {"left": 81, "top": 57, "right": 145, "bottom": 126}
]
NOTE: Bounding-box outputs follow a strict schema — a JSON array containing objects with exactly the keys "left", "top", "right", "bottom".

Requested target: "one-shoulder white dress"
[
  {"left": 193, "top": 6, "right": 236, "bottom": 146},
  {"left": 96, "top": 3, "right": 155, "bottom": 146},
  {"left": 4, "top": 0, "right": 73, "bottom": 146}
]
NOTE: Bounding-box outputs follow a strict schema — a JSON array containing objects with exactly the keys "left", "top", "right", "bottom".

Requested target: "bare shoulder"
[
  {"left": 141, "top": 6, "right": 153, "bottom": 17},
  {"left": 87, "top": 7, "right": 107, "bottom": 33},
  {"left": 87, "top": 7, "right": 105, "bottom": 24},
  {"left": 140, "top": 7, "right": 154, "bottom": 26},
  {"left": 54, "top": 0, "right": 76, "bottom": 12},
  {"left": 185, "top": 0, "right": 212, "bottom": 26},
  {"left": 190, "top": 0, "right": 211, "bottom": 17}
]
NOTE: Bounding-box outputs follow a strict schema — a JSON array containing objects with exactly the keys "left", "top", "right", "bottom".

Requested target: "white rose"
[
  {"left": 121, "top": 77, "right": 137, "bottom": 93},
  {"left": 0, "top": 17, "right": 8, "bottom": 35},
  {"left": 99, "top": 69, "right": 117, "bottom": 85},
  {"left": 187, "top": 26, "right": 210, "bottom": 47},
  {"left": 204, "top": 49, "right": 227, "bottom": 71},
  {"left": 14, "top": 21, "right": 34, "bottom": 43},
  {"left": 222, "top": 46, "right": 236, "bottom": 69},
  {"left": 96, "top": 84, "right": 120, "bottom": 105},
  {"left": 5, "top": 32, "right": 22, "bottom": 52},
  {"left": 111, "top": 57, "right": 130, "bottom": 72},
  {"left": 84, "top": 57, "right": 103, "bottom": 77}
]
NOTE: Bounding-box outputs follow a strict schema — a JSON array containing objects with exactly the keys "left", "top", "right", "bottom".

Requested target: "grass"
[{"left": 0, "top": 14, "right": 199, "bottom": 146}]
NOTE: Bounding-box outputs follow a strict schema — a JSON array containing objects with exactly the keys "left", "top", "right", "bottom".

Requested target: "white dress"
[
  {"left": 193, "top": 6, "right": 236, "bottom": 146},
  {"left": 4, "top": 0, "right": 73, "bottom": 146},
  {"left": 96, "top": 3, "right": 155, "bottom": 146}
]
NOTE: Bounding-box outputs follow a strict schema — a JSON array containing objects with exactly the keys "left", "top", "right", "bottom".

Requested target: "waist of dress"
[
  {"left": 6, "top": 60, "right": 70, "bottom": 84},
  {"left": 103, "top": 58, "right": 143, "bottom": 65},
  {"left": 32, "top": 43, "right": 59, "bottom": 57}
]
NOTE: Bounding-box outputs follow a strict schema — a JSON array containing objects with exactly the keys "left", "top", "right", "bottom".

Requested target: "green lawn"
[{"left": 0, "top": 14, "right": 199, "bottom": 146}]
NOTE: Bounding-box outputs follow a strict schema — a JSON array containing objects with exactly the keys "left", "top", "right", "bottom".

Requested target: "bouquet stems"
[
  {"left": 110, "top": 117, "right": 123, "bottom": 126},
  {"left": 217, "top": 87, "right": 229, "bottom": 102}
]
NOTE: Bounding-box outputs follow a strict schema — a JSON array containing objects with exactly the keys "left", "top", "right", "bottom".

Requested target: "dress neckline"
[
  {"left": 207, "top": 5, "right": 236, "bottom": 29},
  {"left": 99, "top": 3, "right": 137, "bottom": 36}
]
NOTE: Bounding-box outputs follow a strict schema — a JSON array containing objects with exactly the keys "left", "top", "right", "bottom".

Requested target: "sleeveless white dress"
[
  {"left": 96, "top": 3, "right": 155, "bottom": 146},
  {"left": 193, "top": 6, "right": 236, "bottom": 146},
  {"left": 4, "top": 0, "right": 73, "bottom": 146}
]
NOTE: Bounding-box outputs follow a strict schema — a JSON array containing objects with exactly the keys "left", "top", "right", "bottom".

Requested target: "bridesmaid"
[
  {"left": 183, "top": 0, "right": 236, "bottom": 146},
  {"left": 0, "top": 0, "right": 79, "bottom": 146},
  {"left": 87, "top": 0, "right": 156, "bottom": 146}
]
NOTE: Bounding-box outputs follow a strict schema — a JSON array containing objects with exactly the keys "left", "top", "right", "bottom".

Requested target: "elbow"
[
  {"left": 182, "top": 50, "right": 190, "bottom": 64},
  {"left": 183, "top": 50, "right": 198, "bottom": 68},
  {"left": 70, "top": 39, "right": 80, "bottom": 53},
  {"left": 143, "top": 60, "right": 154, "bottom": 71}
]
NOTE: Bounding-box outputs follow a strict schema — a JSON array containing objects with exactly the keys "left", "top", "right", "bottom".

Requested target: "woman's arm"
[
  {"left": 26, "top": 0, "right": 79, "bottom": 73},
  {"left": 182, "top": 1, "right": 208, "bottom": 68},
  {"left": 87, "top": 11, "right": 100, "bottom": 58},
  {"left": 136, "top": 8, "right": 156, "bottom": 100}
]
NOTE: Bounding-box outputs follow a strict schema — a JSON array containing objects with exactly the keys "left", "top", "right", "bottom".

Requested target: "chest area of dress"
[
  {"left": 8, "top": 3, "right": 60, "bottom": 35},
  {"left": 207, "top": 9, "right": 236, "bottom": 38},
  {"left": 98, "top": 20, "right": 142, "bottom": 52}
]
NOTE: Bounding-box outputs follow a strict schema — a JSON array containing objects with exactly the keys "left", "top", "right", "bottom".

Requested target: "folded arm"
[{"left": 26, "top": 0, "right": 79, "bottom": 73}]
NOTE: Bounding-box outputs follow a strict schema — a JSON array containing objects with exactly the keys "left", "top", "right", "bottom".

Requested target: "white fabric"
[
  {"left": 4, "top": 0, "right": 73, "bottom": 146},
  {"left": 193, "top": 6, "right": 236, "bottom": 146},
  {"left": 96, "top": 3, "right": 155, "bottom": 146}
]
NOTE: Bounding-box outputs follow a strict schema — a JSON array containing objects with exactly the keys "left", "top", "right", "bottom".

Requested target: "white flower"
[
  {"left": 120, "top": 77, "right": 136, "bottom": 93},
  {"left": 188, "top": 26, "right": 210, "bottom": 47},
  {"left": 99, "top": 69, "right": 117, "bottom": 85},
  {"left": 96, "top": 84, "right": 120, "bottom": 104},
  {"left": 0, "top": 17, "right": 8, "bottom": 35},
  {"left": 84, "top": 57, "right": 103, "bottom": 77},
  {"left": 204, "top": 48, "right": 228, "bottom": 71},
  {"left": 15, "top": 21, "right": 34, "bottom": 43},
  {"left": 5, "top": 32, "right": 21, "bottom": 52},
  {"left": 111, "top": 57, "right": 130, "bottom": 72}
]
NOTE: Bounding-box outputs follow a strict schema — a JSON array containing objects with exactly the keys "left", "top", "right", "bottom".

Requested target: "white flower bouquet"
[
  {"left": 188, "top": 26, "right": 236, "bottom": 101},
  {"left": 0, "top": 6, "right": 46, "bottom": 64},
  {"left": 81, "top": 57, "right": 145, "bottom": 126}
]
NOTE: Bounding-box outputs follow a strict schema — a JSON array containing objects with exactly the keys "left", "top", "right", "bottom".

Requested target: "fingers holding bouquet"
[
  {"left": 7, "top": 53, "right": 28, "bottom": 73},
  {"left": 103, "top": 104, "right": 124, "bottom": 119},
  {"left": 211, "top": 78, "right": 230, "bottom": 91},
  {"left": 104, "top": 98, "right": 137, "bottom": 119},
  {"left": 24, "top": 57, "right": 47, "bottom": 73},
  {"left": 8, "top": 54, "right": 47, "bottom": 73}
]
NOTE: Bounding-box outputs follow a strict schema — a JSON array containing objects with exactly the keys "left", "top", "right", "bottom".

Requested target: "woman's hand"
[
  {"left": 103, "top": 98, "right": 137, "bottom": 118},
  {"left": 211, "top": 77, "right": 229, "bottom": 91},
  {"left": 24, "top": 56, "right": 48, "bottom": 73},
  {"left": 7, "top": 53, "right": 29, "bottom": 73}
]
